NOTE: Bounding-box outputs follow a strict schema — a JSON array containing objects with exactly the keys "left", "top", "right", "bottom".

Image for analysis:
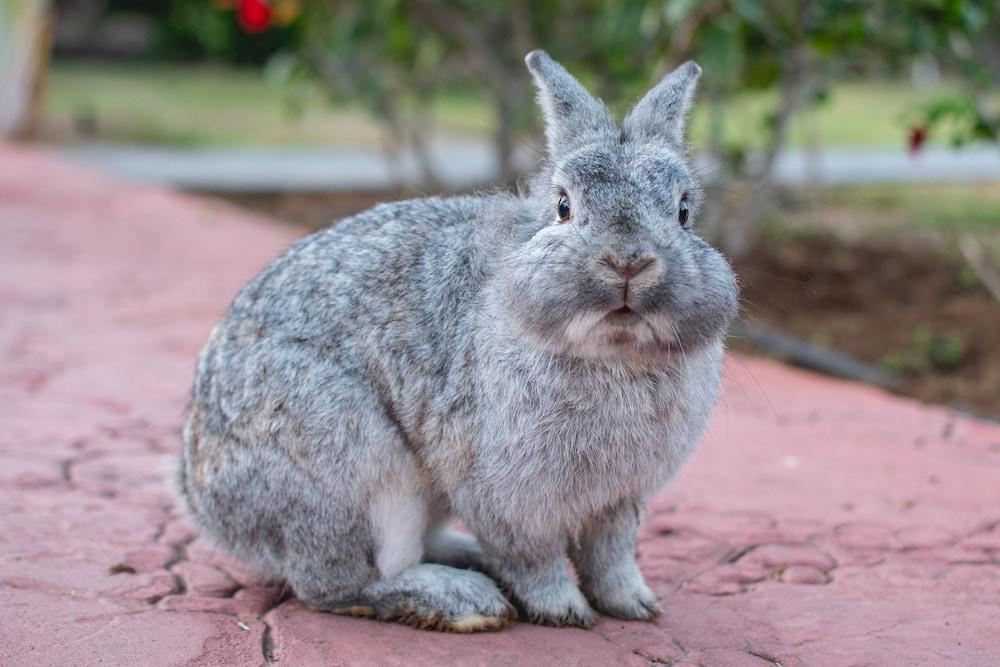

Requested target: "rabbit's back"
[
  {"left": 227, "top": 196, "right": 505, "bottom": 342},
  {"left": 204, "top": 194, "right": 519, "bottom": 389}
]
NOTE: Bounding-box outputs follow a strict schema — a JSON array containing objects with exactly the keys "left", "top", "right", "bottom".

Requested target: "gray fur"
[
  {"left": 525, "top": 50, "right": 617, "bottom": 155},
  {"left": 624, "top": 60, "right": 702, "bottom": 148},
  {"left": 177, "top": 50, "right": 738, "bottom": 632}
]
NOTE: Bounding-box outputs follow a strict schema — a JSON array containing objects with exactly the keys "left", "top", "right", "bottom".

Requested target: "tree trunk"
[
  {"left": 0, "top": 0, "right": 51, "bottom": 138},
  {"left": 698, "top": 89, "right": 729, "bottom": 246},
  {"left": 718, "top": 47, "right": 815, "bottom": 259},
  {"left": 494, "top": 76, "right": 521, "bottom": 186}
]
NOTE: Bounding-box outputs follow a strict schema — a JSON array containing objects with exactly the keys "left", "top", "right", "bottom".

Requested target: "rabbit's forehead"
[{"left": 555, "top": 144, "right": 692, "bottom": 209}]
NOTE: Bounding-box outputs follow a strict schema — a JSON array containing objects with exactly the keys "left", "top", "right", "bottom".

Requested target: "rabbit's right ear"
[
  {"left": 525, "top": 50, "right": 615, "bottom": 157},
  {"left": 622, "top": 61, "right": 701, "bottom": 148}
]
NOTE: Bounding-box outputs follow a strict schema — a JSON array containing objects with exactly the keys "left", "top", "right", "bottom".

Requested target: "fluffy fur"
[{"left": 177, "top": 50, "right": 739, "bottom": 632}]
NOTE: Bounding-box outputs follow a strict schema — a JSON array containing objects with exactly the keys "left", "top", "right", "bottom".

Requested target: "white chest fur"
[{"left": 470, "top": 340, "right": 724, "bottom": 538}]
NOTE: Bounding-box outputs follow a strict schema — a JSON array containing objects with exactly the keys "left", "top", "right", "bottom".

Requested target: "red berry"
[
  {"left": 238, "top": 0, "right": 271, "bottom": 33},
  {"left": 908, "top": 126, "right": 928, "bottom": 155}
]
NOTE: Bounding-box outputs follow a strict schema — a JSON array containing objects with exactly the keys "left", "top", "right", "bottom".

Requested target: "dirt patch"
[
  {"left": 215, "top": 191, "right": 1000, "bottom": 419},
  {"left": 735, "top": 235, "right": 1000, "bottom": 417}
]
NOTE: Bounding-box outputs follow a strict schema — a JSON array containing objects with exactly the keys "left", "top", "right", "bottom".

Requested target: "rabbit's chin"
[{"left": 555, "top": 309, "right": 683, "bottom": 364}]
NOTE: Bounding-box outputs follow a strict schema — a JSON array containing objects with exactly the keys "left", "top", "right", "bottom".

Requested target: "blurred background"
[{"left": 3, "top": 0, "right": 999, "bottom": 416}]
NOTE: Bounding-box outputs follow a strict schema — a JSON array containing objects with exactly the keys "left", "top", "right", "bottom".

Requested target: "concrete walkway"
[
  {"left": 62, "top": 142, "right": 1000, "bottom": 192},
  {"left": 2, "top": 142, "right": 999, "bottom": 666}
]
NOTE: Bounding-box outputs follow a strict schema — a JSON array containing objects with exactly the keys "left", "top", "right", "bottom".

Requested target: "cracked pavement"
[{"left": 2, "top": 144, "right": 999, "bottom": 666}]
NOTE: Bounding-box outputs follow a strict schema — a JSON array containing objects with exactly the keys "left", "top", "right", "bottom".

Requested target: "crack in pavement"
[
  {"left": 258, "top": 595, "right": 294, "bottom": 665},
  {"left": 592, "top": 630, "right": 673, "bottom": 666},
  {"left": 744, "top": 645, "right": 784, "bottom": 666}
]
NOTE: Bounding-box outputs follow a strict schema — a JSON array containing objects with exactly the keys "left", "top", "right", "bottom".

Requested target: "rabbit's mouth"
[
  {"left": 560, "top": 307, "right": 676, "bottom": 361},
  {"left": 603, "top": 306, "right": 643, "bottom": 327}
]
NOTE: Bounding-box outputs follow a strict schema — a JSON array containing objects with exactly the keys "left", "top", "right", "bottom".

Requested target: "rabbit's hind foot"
[{"left": 314, "top": 563, "right": 517, "bottom": 633}]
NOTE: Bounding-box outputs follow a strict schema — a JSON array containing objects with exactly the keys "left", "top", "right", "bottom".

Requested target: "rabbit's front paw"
[
  {"left": 586, "top": 579, "right": 661, "bottom": 622},
  {"left": 519, "top": 581, "right": 597, "bottom": 628}
]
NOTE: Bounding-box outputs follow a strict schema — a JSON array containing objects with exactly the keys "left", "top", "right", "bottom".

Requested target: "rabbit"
[{"left": 176, "top": 50, "right": 739, "bottom": 633}]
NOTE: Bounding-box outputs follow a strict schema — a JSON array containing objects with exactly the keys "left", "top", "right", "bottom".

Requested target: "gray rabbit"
[{"left": 177, "top": 50, "right": 738, "bottom": 632}]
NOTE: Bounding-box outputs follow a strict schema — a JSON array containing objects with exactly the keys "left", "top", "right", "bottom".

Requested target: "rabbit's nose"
[{"left": 601, "top": 254, "right": 656, "bottom": 280}]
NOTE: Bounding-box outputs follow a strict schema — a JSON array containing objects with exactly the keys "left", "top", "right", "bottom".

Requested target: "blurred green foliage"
[
  {"left": 102, "top": 1, "right": 999, "bottom": 154},
  {"left": 919, "top": 95, "right": 999, "bottom": 147},
  {"left": 882, "top": 325, "right": 967, "bottom": 374},
  {"left": 98, "top": 0, "right": 305, "bottom": 63},
  {"left": 91, "top": 0, "right": 999, "bottom": 186}
]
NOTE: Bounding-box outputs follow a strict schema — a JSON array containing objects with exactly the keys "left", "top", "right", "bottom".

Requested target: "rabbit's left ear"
[{"left": 623, "top": 61, "right": 701, "bottom": 147}]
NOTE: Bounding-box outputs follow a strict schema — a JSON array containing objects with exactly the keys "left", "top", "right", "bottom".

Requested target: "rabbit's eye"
[
  {"left": 557, "top": 193, "right": 571, "bottom": 222},
  {"left": 678, "top": 194, "right": 690, "bottom": 227}
]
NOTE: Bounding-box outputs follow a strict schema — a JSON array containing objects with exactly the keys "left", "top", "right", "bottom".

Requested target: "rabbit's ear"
[
  {"left": 623, "top": 61, "right": 701, "bottom": 147},
  {"left": 525, "top": 50, "right": 615, "bottom": 156}
]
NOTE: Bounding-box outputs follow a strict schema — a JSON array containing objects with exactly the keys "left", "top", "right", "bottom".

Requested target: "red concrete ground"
[{"left": 2, "top": 143, "right": 999, "bottom": 667}]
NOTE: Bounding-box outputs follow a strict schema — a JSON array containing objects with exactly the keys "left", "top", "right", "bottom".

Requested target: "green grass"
[
  {"left": 763, "top": 182, "right": 1000, "bottom": 254},
  {"left": 822, "top": 183, "right": 1000, "bottom": 234},
  {"left": 44, "top": 60, "right": 986, "bottom": 151},
  {"left": 45, "top": 61, "right": 381, "bottom": 147},
  {"left": 688, "top": 81, "right": 971, "bottom": 151},
  {"left": 883, "top": 186, "right": 997, "bottom": 233}
]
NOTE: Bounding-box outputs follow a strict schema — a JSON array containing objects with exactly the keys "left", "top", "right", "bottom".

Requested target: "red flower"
[
  {"left": 908, "top": 126, "right": 928, "bottom": 156},
  {"left": 238, "top": 0, "right": 271, "bottom": 33}
]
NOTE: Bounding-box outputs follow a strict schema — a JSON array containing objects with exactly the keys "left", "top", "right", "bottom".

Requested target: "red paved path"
[{"left": 2, "top": 143, "right": 999, "bottom": 666}]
